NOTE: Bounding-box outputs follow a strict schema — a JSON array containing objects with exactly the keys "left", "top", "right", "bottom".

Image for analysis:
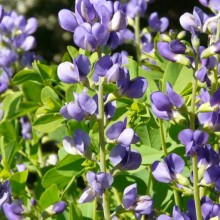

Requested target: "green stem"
[
  {"left": 159, "top": 119, "right": 168, "bottom": 157},
  {"left": 98, "top": 65, "right": 110, "bottom": 219},
  {"left": 93, "top": 199, "right": 97, "bottom": 220},
  {"left": 135, "top": 16, "right": 141, "bottom": 67},
  {"left": 190, "top": 67, "right": 202, "bottom": 219},
  {"left": 192, "top": 155, "right": 202, "bottom": 220},
  {"left": 173, "top": 188, "right": 181, "bottom": 207}
]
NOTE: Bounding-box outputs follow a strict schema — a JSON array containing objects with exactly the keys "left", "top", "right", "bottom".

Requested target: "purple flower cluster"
[
  {"left": 93, "top": 53, "right": 148, "bottom": 98},
  {"left": 79, "top": 171, "right": 113, "bottom": 203},
  {"left": 106, "top": 118, "right": 142, "bottom": 170},
  {"left": 58, "top": 0, "right": 127, "bottom": 50},
  {"left": 122, "top": 183, "right": 153, "bottom": 216},
  {"left": 60, "top": 89, "right": 97, "bottom": 121},
  {"left": 0, "top": 8, "right": 39, "bottom": 94}
]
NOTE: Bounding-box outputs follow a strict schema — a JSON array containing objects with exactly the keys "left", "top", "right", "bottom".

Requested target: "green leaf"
[
  {"left": 33, "top": 113, "right": 64, "bottom": 133},
  {"left": 41, "top": 167, "right": 71, "bottom": 188},
  {"left": 0, "top": 120, "right": 17, "bottom": 143},
  {"left": 42, "top": 155, "right": 84, "bottom": 188},
  {"left": 70, "top": 203, "right": 82, "bottom": 220},
  {"left": 13, "top": 69, "right": 42, "bottom": 84},
  {"left": 33, "top": 62, "right": 52, "bottom": 80},
  {"left": 173, "top": 66, "right": 193, "bottom": 94},
  {"left": 10, "top": 170, "right": 28, "bottom": 194},
  {"left": 162, "top": 62, "right": 183, "bottom": 92},
  {"left": 41, "top": 86, "right": 61, "bottom": 109},
  {"left": 67, "top": 46, "right": 79, "bottom": 59},
  {"left": 39, "top": 184, "right": 59, "bottom": 209},
  {"left": 135, "top": 124, "right": 161, "bottom": 149},
  {"left": 1, "top": 92, "right": 22, "bottom": 120},
  {"left": 5, "top": 141, "right": 18, "bottom": 166},
  {"left": 56, "top": 155, "right": 85, "bottom": 177},
  {"left": 138, "top": 67, "right": 158, "bottom": 92},
  {"left": 125, "top": 58, "right": 138, "bottom": 79},
  {"left": 133, "top": 145, "right": 163, "bottom": 164},
  {"left": 78, "top": 202, "right": 94, "bottom": 220},
  {"left": 22, "top": 81, "right": 43, "bottom": 102}
]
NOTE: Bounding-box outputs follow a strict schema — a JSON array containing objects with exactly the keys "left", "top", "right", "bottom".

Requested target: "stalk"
[
  {"left": 135, "top": 16, "right": 141, "bottom": 67},
  {"left": 190, "top": 56, "right": 202, "bottom": 219},
  {"left": 97, "top": 50, "right": 111, "bottom": 220},
  {"left": 159, "top": 119, "right": 180, "bottom": 207}
]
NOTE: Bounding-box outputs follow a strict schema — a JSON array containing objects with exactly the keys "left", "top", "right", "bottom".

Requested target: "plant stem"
[
  {"left": 135, "top": 16, "right": 141, "bottom": 67},
  {"left": 159, "top": 119, "right": 168, "bottom": 157},
  {"left": 98, "top": 55, "right": 110, "bottom": 219},
  {"left": 159, "top": 119, "right": 180, "bottom": 206},
  {"left": 190, "top": 63, "right": 202, "bottom": 219}
]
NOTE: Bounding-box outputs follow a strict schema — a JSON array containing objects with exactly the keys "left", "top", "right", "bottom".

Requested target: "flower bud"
[
  {"left": 201, "top": 40, "right": 220, "bottom": 58},
  {"left": 176, "top": 174, "right": 190, "bottom": 187},
  {"left": 177, "top": 31, "right": 186, "bottom": 40},
  {"left": 160, "top": 34, "right": 171, "bottom": 42}
]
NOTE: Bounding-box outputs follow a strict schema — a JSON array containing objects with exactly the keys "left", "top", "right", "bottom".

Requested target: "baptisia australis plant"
[{"left": 4, "top": 0, "right": 220, "bottom": 219}]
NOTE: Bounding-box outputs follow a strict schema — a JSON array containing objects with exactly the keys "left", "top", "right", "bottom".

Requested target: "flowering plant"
[{"left": 1, "top": 0, "right": 220, "bottom": 219}]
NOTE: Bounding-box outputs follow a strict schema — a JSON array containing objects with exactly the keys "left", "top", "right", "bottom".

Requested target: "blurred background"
[{"left": 2, "top": 0, "right": 205, "bottom": 63}]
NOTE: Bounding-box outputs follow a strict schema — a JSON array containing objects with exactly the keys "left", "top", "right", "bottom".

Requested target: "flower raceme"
[
  {"left": 58, "top": 0, "right": 127, "bottom": 51},
  {"left": 151, "top": 82, "right": 184, "bottom": 120}
]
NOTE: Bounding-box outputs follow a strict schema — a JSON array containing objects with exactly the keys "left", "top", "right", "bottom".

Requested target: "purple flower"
[
  {"left": 151, "top": 82, "right": 184, "bottom": 120},
  {"left": 196, "top": 46, "right": 216, "bottom": 84},
  {"left": 197, "top": 145, "right": 219, "bottom": 169},
  {"left": 0, "top": 181, "right": 12, "bottom": 208},
  {"left": 52, "top": 201, "right": 66, "bottom": 214},
  {"left": 58, "top": 1, "right": 127, "bottom": 51},
  {"left": 93, "top": 94, "right": 116, "bottom": 120},
  {"left": 122, "top": 184, "right": 153, "bottom": 215},
  {"left": 78, "top": 171, "right": 113, "bottom": 203},
  {"left": 152, "top": 153, "right": 185, "bottom": 183},
  {"left": 60, "top": 90, "right": 97, "bottom": 121},
  {"left": 0, "top": 49, "right": 18, "bottom": 67},
  {"left": 109, "top": 144, "right": 142, "bottom": 170},
  {"left": 3, "top": 202, "right": 23, "bottom": 220},
  {"left": 148, "top": 12, "right": 169, "bottom": 33},
  {"left": 74, "top": 22, "right": 109, "bottom": 51},
  {"left": 198, "top": 89, "right": 220, "bottom": 131},
  {"left": 62, "top": 129, "right": 91, "bottom": 157},
  {"left": 125, "top": 0, "right": 148, "bottom": 18},
  {"left": 157, "top": 41, "right": 191, "bottom": 66},
  {"left": 178, "top": 129, "right": 208, "bottom": 156},
  {"left": 58, "top": 54, "right": 91, "bottom": 84},
  {"left": 58, "top": 9, "right": 78, "bottom": 33},
  {"left": 201, "top": 39, "right": 220, "bottom": 58},
  {"left": 157, "top": 206, "right": 190, "bottom": 220},
  {"left": 141, "top": 33, "right": 153, "bottom": 53},
  {"left": 179, "top": 7, "right": 208, "bottom": 33},
  {"left": 186, "top": 197, "right": 220, "bottom": 219},
  {"left": 198, "top": 0, "right": 220, "bottom": 12},
  {"left": 106, "top": 118, "right": 139, "bottom": 146},
  {"left": 204, "top": 164, "right": 220, "bottom": 192},
  {"left": 20, "top": 116, "right": 32, "bottom": 140}
]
